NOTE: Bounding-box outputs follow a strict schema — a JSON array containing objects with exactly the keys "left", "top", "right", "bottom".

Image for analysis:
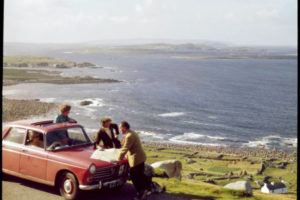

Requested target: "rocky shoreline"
[
  {"left": 142, "top": 141, "right": 297, "bottom": 162},
  {"left": 2, "top": 97, "right": 57, "bottom": 122}
]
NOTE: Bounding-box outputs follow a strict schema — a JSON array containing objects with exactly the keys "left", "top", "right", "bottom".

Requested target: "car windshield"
[{"left": 46, "top": 127, "right": 92, "bottom": 150}]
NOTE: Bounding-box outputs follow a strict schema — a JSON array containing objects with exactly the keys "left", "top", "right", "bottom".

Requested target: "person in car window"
[
  {"left": 55, "top": 104, "right": 77, "bottom": 124},
  {"left": 28, "top": 131, "right": 44, "bottom": 148},
  {"left": 95, "top": 117, "right": 121, "bottom": 149}
]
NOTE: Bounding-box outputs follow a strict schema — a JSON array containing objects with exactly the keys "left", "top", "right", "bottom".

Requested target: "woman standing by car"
[{"left": 95, "top": 117, "right": 121, "bottom": 149}]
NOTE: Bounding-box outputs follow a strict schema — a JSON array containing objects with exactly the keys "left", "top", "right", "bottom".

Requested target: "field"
[
  {"left": 3, "top": 68, "right": 120, "bottom": 86},
  {"left": 142, "top": 146, "right": 297, "bottom": 200}
]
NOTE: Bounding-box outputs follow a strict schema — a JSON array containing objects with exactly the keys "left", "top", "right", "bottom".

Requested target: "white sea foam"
[
  {"left": 169, "top": 135, "right": 226, "bottom": 146},
  {"left": 171, "top": 132, "right": 225, "bottom": 141},
  {"left": 3, "top": 89, "right": 18, "bottom": 96},
  {"left": 109, "top": 89, "right": 120, "bottom": 93},
  {"left": 158, "top": 112, "right": 186, "bottom": 117},
  {"left": 168, "top": 132, "right": 226, "bottom": 146},
  {"left": 244, "top": 135, "right": 297, "bottom": 149},
  {"left": 103, "top": 67, "right": 123, "bottom": 73},
  {"left": 208, "top": 116, "right": 217, "bottom": 119},
  {"left": 137, "top": 131, "right": 164, "bottom": 140},
  {"left": 84, "top": 128, "right": 98, "bottom": 134},
  {"left": 39, "top": 98, "right": 56, "bottom": 103}
]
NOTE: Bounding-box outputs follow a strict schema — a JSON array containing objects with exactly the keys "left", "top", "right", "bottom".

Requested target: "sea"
[{"left": 3, "top": 49, "right": 298, "bottom": 151}]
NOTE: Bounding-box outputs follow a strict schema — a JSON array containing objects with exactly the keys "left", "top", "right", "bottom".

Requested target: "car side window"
[{"left": 3, "top": 127, "right": 26, "bottom": 144}]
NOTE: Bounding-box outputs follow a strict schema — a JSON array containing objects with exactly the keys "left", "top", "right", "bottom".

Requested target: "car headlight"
[
  {"left": 89, "top": 164, "right": 96, "bottom": 174},
  {"left": 118, "top": 164, "right": 125, "bottom": 176}
]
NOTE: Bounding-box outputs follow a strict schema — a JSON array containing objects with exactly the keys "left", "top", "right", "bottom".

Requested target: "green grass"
[
  {"left": 3, "top": 55, "right": 71, "bottom": 66},
  {"left": 3, "top": 68, "right": 57, "bottom": 81},
  {"left": 3, "top": 68, "right": 120, "bottom": 86},
  {"left": 152, "top": 178, "right": 260, "bottom": 200},
  {"left": 144, "top": 147, "right": 297, "bottom": 199},
  {"left": 208, "top": 166, "right": 241, "bottom": 173}
]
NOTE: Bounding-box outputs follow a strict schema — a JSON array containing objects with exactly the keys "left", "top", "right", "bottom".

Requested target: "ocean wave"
[
  {"left": 244, "top": 135, "right": 297, "bottom": 149},
  {"left": 168, "top": 132, "right": 227, "bottom": 147},
  {"left": 171, "top": 132, "right": 225, "bottom": 140},
  {"left": 158, "top": 112, "right": 186, "bottom": 117},
  {"left": 137, "top": 130, "right": 164, "bottom": 140},
  {"left": 169, "top": 136, "right": 226, "bottom": 146},
  {"left": 84, "top": 128, "right": 99, "bottom": 135},
  {"left": 39, "top": 98, "right": 57, "bottom": 103},
  {"left": 3, "top": 89, "right": 18, "bottom": 95},
  {"left": 208, "top": 116, "right": 217, "bottom": 119},
  {"left": 103, "top": 66, "right": 123, "bottom": 73}
]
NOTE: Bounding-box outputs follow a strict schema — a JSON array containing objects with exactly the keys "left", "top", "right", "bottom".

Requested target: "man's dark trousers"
[{"left": 129, "top": 162, "right": 151, "bottom": 194}]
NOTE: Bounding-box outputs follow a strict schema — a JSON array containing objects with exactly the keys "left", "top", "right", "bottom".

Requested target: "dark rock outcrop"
[
  {"left": 77, "top": 62, "right": 96, "bottom": 67},
  {"left": 80, "top": 100, "right": 93, "bottom": 106}
]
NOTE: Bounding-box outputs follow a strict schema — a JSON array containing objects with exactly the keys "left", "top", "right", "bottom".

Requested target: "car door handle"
[{"left": 21, "top": 149, "right": 28, "bottom": 152}]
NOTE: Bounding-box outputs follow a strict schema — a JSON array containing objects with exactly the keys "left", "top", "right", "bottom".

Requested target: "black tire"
[{"left": 58, "top": 172, "right": 80, "bottom": 200}]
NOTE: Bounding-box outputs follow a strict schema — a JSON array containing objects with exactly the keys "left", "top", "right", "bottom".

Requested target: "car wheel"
[{"left": 59, "top": 172, "right": 79, "bottom": 200}]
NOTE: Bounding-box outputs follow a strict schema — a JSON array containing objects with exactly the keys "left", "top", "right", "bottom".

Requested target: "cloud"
[
  {"left": 138, "top": 18, "right": 153, "bottom": 24},
  {"left": 256, "top": 8, "right": 279, "bottom": 19},
  {"left": 145, "top": 0, "right": 153, "bottom": 6},
  {"left": 3, "top": 0, "right": 297, "bottom": 45},
  {"left": 224, "top": 12, "right": 240, "bottom": 22},
  {"left": 109, "top": 16, "right": 129, "bottom": 23},
  {"left": 135, "top": 4, "right": 143, "bottom": 13}
]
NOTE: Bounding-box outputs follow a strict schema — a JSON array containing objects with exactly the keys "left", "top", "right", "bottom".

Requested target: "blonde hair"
[
  {"left": 60, "top": 104, "right": 71, "bottom": 113},
  {"left": 100, "top": 117, "right": 112, "bottom": 126}
]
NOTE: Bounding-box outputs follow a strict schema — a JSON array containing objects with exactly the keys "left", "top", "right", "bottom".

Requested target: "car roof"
[{"left": 7, "top": 119, "right": 83, "bottom": 133}]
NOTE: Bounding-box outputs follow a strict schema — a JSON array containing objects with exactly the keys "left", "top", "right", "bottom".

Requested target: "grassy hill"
[{"left": 143, "top": 146, "right": 297, "bottom": 200}]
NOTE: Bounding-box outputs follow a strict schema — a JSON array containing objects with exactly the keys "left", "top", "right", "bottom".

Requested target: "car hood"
[{"left": 47, "top": 145, "right": 121, "bottom": 169}]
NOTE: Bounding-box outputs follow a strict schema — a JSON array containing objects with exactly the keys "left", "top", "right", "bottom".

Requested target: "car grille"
[{"left": 92, "top": 164, "right": 128, "bottom": 184}]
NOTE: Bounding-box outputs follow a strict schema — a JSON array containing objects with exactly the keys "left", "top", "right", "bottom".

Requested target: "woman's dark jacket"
[{"left": 95, "top": 123, "right": 121, "bottom": 148}]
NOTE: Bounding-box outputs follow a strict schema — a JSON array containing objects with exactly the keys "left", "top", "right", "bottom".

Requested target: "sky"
[{"left": 4, "top": 0, "right": 298, "bottom": 46}]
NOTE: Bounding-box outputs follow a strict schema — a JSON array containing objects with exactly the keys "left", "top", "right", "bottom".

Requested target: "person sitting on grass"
[{"left": 54, "top": 104, "right": 77, "bottom": 123}]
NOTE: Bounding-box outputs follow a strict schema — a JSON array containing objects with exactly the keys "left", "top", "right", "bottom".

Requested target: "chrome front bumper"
[{"left": 79, "top": 177, "right": 126, "bottom": 191}]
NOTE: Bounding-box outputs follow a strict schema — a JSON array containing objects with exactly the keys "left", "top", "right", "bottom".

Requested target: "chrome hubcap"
[{"left": 64, "top": 179, "right": 73, "bottom": 194}]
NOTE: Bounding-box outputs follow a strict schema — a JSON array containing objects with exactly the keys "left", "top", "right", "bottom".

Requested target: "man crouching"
[{"left": 117, "top": 121, "right": 151, "bottom": 200}]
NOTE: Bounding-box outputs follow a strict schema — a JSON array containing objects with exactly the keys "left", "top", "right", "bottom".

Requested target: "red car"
[{"left": 2, "top": 119, "right": 129, "bottom": 200}]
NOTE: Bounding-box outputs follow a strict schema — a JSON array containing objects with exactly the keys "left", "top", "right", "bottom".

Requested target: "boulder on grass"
[
  {"left": 224, "top": 181, "right": 252, "bottom": 196},
  {"left": 151, "top": 160, "right": 182, "bottom": 181}
]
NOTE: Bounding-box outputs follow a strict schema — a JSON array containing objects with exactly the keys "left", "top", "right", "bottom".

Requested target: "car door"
[
  {"left": 2, "top": 127, "right": 27, "bottom": 173},
  {"left": 19, "top": 130, "right": 48, "bottom": 180}
]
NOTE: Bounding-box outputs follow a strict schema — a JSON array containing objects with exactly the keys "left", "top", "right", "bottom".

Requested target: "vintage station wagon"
[{"left": 2, "top": 119, "right": 129, "bottom": 200}]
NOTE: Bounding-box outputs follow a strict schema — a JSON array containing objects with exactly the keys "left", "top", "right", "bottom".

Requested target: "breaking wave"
[
  {"left": 158, "top": 112, "right": 186, "bottom": 117},
  {"left": 244, "top": 135, "right": 297, "bottom": 149}
]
